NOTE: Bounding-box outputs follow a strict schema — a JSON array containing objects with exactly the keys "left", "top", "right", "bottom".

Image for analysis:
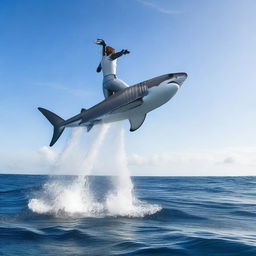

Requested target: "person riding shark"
[
  {"left": 38, "top": 39, "right": 188, "bottom": 146},
  {"left": 95, "top": 39, "right": 130, "bottom": 98}
]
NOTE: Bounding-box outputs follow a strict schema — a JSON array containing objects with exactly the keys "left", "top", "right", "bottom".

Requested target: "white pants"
[{"left": 103, "top": 75, "right": 129, "bottom": 98}]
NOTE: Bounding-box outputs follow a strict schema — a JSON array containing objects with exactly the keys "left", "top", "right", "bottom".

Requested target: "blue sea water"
[{"left": 0, "top": 174, "right": 256, "bottom": 256}]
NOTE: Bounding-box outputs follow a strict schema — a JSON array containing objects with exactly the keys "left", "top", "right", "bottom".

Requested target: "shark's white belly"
[{"left": 102, "top": 81, "right": 179, "bottom": 124}]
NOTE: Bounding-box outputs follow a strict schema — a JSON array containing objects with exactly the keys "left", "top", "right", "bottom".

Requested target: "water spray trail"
[
  {"left": 53, "top": 127, "right": 84, "bottom": 173},
  {"left": 106, "top": 123, "right": 135, "bottom": 215},
  {"left": 114, "top": 124, "right": 133, "bottom": 196},
  {"left": 81, "top": 124, "right": 110, "bottom": 176},
  {"left": 77, "top": 123, "right": 110, "bottom": 192},
  {"left": 106, "top": 123, "right": 161, "bottom": 217}
]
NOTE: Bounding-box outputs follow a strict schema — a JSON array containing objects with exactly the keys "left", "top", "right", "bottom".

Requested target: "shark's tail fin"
[{"left": 38, "top": 107, "right": 65, "bottom": 147}]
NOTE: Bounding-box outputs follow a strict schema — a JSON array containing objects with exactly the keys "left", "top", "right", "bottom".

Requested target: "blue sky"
[{"left": 0, "top": 0, "right": 256, "bottom": 175}]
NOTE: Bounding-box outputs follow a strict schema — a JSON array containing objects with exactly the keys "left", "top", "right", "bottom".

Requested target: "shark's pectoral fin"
[
  {"left": 86, "top": 123, "right": 93, "bottom": 132},
  {"left": 129, "top": 114, "right": 147, "bottom": 132}
]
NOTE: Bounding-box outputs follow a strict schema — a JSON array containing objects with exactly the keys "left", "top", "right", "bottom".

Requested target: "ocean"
[{"left": 0, "top": 174, "right": 256, "bottom": 256}]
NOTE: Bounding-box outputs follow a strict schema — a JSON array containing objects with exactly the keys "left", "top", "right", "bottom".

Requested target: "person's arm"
[
  {"left": 102, "top": 45, "right": 106, "bottom": 56},
  {"left": 95, "top": 39, "right": 106, "bottom": 56},
  {"left": 110, "top": 49, "right": 130, "bottom": 60},
  {"left": 96, "top": 63, "right": 102, "bottom": 73}
]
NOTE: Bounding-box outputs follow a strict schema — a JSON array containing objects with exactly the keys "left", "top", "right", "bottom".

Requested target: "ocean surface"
[{"left": 1, "top": 174, "right": 256, "bottom": 256}]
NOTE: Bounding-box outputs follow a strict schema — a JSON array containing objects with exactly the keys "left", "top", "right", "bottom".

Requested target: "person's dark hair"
[{"left": 105, "top": 46, "right": 115, "bottom": 55}]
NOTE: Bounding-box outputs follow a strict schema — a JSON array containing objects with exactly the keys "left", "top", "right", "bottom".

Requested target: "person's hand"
[
  {"left": 122, "top": 49, "right": 130, "bottom": 54},
  {"left": 95, "top": 39, "right": 106, "bottom": 46}
]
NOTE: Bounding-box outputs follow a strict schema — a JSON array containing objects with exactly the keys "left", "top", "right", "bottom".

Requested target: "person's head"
[{"left": 105, "top": 46, "right": 115, "bottom": 55}]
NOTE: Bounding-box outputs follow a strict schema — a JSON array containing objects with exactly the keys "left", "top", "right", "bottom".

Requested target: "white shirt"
[{"left": 101, "top": 55, "right": 117, "bottom": 76}]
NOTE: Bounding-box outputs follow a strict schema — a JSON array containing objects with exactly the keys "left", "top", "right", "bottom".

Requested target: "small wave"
[
  {"left": 0, "top": 226, "right": 45, "bottom": 240},
  {"left": 41, "top": 228, "right": 96, "bottom": 241},
  {"left": 149, "top": 208, "right": 207, "bottom": 221},
  {"left": 0, "top": 226, "right": 96, "bottom": 242},
  {"left": 112, "top": 241, "right": 147, "bottom": 252},
  {"left": 124, "top": 246, "right": 187, "bottom": 256},
  {"left": 179, "top": 236, "right": 256, "bottom": 256},
  {"left": 231, "top": 210, "right": 256, "bottom": 217}
]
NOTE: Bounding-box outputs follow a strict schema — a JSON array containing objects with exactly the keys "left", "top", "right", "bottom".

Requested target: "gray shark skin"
[{"left": 38, "top": 72, "right": 187, "bottom": 146}]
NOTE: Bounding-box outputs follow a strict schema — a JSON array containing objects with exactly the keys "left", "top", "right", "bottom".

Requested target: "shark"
[{"left": 38, "top": 72, "right": 187, "bottom": 146}]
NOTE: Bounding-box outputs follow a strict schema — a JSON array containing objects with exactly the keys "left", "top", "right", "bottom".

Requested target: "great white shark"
[{"left": 39, "top": 72, "right": 188, "bottom": 146}]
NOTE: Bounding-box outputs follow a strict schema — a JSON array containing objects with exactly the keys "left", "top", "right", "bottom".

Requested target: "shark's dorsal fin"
[{"left": 129, "top": 113, "right": 147, "bottom": 132}]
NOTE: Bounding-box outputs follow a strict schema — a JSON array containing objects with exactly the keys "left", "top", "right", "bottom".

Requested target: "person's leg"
[
  {"left": 114, "top": 78, "right": 129, "bottom": 90},
  {"left": 103, "top": 88, "right": 108, "bottom": 98},
  {"left": 103, "top": 87, "right": 112, "bottom": 98},
  {"left": 103, "top": 76, "right": 129, "bottom": 98},
  {"left": 104, "top": 78, "right": 128, "bottom": 93},
  {"left": 103, "top": 77, "right": 112, "bottom": 99}
]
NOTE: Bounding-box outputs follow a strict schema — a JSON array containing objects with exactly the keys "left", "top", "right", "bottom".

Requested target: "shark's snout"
[{"left": 175, "top": 73, "right": 188, "bottom": 86}]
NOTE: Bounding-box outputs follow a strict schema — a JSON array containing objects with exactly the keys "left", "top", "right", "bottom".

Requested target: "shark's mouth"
[{"left": 168, "top": 81, "right": 180, "bottom": 86}]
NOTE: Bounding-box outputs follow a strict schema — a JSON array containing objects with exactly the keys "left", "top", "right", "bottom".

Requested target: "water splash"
[
  {"left": 29, "top": 123, "right": 161, "bottom": 217},
  {"left": 28, "top": 177, "right": 103, "bottom": 216}
]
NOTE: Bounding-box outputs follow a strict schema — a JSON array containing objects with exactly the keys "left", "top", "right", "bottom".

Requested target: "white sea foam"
[{"left": 28, "top": 123, "right": 161, "bottom": 217}]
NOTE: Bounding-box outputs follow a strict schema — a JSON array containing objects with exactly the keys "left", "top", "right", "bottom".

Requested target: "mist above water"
[{"left": 28, "top": 123, "right": 161, "bottom": 217}]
